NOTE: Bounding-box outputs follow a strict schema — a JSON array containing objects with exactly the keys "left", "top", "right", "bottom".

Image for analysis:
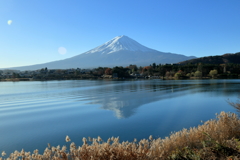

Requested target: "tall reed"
[{"left": 1, "top": 111, "right": 240, "bottom": 160}]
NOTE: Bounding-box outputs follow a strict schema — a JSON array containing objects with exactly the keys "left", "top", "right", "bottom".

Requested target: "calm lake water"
[{"left": 0, "top": 79, "right": 239, "bottom": 154}]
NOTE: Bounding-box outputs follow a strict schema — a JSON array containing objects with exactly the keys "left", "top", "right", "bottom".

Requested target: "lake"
[{"left": 0, "top": 79, "right": 239, "bottom": 154}]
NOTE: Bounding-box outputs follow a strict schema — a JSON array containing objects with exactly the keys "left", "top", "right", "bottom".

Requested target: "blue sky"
[{"left": 1, "top": 0, "right": 240, "bottom": 68}]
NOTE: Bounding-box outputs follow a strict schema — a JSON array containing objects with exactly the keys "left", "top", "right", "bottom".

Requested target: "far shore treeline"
[{"left": 1, "top": 62, "right": 240, "bottom": 81}]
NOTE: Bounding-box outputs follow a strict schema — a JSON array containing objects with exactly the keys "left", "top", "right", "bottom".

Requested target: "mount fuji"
[{"left": 5, "top": 35, "right": 196, "bottom": 71}]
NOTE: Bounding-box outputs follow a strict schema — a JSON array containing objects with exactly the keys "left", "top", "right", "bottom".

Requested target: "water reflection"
[
  {"left": 67, "top": 79, "right": 240, "bottom": 118},
  {"left": 1, "top": 79, "right": 240, "bottom": 154},
  {"left": 1, "top": 79, "right": 240, "bottom": 119}
]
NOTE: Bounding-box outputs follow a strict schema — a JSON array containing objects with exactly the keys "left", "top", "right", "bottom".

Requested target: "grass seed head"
[
  {"left": 82, "top": 137, "right": 87, "bottom": 145},
  {"left": 65, "top": 135, "right": 71, "bottom": 142},
  {"left": 1, "top": 151, "right": 6, "bottom": 157},
  {"left": 2, "top": 111, "right": 240, "bottom": 160},
  {"left": 97, "top": 136, "right": 102, "bottom": 142}
]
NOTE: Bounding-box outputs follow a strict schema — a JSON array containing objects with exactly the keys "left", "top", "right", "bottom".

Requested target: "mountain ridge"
[
  {"left": 2, "top": 36, "right": 196, "bottom": 71},
  {"left": 178, "top": 52, "right": 240, "bottom": 65}
]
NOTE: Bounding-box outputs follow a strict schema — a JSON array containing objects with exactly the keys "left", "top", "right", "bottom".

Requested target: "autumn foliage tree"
[
  {"left": 142, "top": 66, "right": 152, "bottom": 72},
  {"left": 174, "top": 70, "right": 184, "bottom": 79},
  {"left": 105, "top": 68, "right": 112, "bottom": 75}
]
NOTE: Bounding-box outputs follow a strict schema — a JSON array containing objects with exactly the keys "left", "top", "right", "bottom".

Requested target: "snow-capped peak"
[{"left": 85, "top": 35, "right": 154, "bottom": 54}]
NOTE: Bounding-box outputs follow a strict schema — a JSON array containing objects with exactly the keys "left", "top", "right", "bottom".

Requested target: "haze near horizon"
[{"left": 1, "top": 0, "right": 240, "bottom": 68}]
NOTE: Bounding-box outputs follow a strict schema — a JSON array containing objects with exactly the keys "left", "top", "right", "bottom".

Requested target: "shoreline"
[{"left": 1, "top": 77, "right": 240, "bottom": 82}]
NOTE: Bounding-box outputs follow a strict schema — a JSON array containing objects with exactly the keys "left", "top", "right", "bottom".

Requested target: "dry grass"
[
  {"left": 1, "top": 111, "right": 240, "bottom": 160},
  {"left": 229, "top": 99, "right": 240, "bottom": 113}
]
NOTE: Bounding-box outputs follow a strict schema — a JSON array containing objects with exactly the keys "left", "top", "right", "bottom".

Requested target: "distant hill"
[
  {"left": 2, "top": 35, "right": 196, "bottom": 71},
  {"left": 178, "top": 52, "right": 240, "bottom": 65}
]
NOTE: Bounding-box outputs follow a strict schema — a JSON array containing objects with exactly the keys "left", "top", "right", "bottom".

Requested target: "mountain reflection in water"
[
  {"left": 0, "top": 79, "right": 239, "bottom": 154},
  {"left": 64, "top": 79, "right": 240, "bottom": 118}
]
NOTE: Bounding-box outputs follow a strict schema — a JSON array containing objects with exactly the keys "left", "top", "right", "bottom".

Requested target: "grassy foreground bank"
[{"left": 1, "top": 112, "right": 240, "bottom": 159}]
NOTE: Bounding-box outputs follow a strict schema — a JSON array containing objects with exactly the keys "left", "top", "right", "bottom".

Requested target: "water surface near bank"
[{"left": 0, "top": 79, "right": 239, "bottom": 153}]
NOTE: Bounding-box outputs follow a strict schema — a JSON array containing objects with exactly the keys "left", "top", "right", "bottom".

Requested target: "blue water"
[{"left": 0, "top": 79, "right": 239, "bottom": 154}]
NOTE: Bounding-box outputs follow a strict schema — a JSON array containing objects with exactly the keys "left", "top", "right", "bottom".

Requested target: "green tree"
[
  {"left": 74, "top": 70, "right": 80, "bottom": 76},
  {"left": 112, "top": 66, "right": 129, "bottom": 77},
  {"left": 186, "top": 73, "right": 191, "bottom": 77},
  {"left": 197, "top": 63, "right": 202, "bottom": 72},
  {"left": 194, "top": 71, "right": 202, "bottom": 78},
  {"left": 174, "top": 72, "right": 181, "bottom": 79},
  {"left": 174, "top": 70, "right": 183, "bottom": 79},
  {"left": 209, "top": 69, "right": 218, "bottom": 78},
  {"left": 152, "top": 63, "right": 156, "bottom": 69},
  {"left": 147, "top": 67, "right": 153, "bottom": 76}
]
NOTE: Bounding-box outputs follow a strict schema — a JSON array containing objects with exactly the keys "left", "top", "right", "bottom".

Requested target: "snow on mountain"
[
  {"left": 85, "top": 35, "right": 153, "bottom": 54},
  {"left": 2, "top": 36, "right": 196, "bottom": 71}
]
